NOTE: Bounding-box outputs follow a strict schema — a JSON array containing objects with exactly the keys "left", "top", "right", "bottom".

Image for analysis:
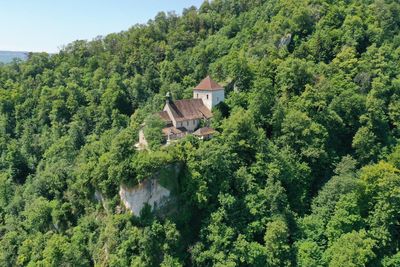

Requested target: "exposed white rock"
[
  {"left": 278, "top": 33, "right": 292, "bottom": 48},
  {"left": 119, "top": 179, "right": 170, "bottom": 215}
]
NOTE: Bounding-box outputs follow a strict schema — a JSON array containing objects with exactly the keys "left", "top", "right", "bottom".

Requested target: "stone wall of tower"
[{"left": 193, "top": 89, "right": 224, "bottom": 111}]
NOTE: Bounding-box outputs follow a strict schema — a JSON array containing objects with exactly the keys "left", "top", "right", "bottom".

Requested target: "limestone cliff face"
[
  {"left": 119, "top": 178, "right": 171, "bottom": 215},
  {"left": 119, "top": 163, "right": 181, "bottom": 215}
]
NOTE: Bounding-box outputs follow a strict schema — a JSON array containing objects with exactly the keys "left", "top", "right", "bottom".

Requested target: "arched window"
[{"left": 206, "top": 94, "right": 209, "bottom": 99}]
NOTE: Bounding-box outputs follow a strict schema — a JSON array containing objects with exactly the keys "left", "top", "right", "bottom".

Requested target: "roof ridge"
[
  {"left": 174, "top": 98, "right": 201, "bottom": 102},
  {"left": 164, "top": 97, "right": 213, "bottom": 121},
  {"left": 194, "top": 75, "right": 223, "bottom": 91}
]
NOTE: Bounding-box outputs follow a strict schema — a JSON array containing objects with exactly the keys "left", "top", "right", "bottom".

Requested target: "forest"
[{"left": 0, "top": 0, "right": 400, "bottom": 266}]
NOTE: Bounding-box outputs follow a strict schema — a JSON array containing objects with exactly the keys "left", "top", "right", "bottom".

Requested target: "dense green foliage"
[{"left": 1, "top": 0, "right": 400, "bottom": 266}]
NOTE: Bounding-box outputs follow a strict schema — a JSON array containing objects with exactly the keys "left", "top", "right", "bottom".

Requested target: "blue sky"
[{"left": 0, "top": 0, "right": 204, "bottom": 53}]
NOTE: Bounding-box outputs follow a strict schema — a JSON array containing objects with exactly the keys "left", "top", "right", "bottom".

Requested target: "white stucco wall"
[
  {"left": 163, "top": 103, "right": 177, "bottom": 127},
  {"left": 180, "top": 119, "right": 199, "bottom": 132},
  {"left": 211, "top": 89, "right": 225, "bottom": 108},
  {"left": 193, "top": 89, "right": 224, "bottom": 110}
]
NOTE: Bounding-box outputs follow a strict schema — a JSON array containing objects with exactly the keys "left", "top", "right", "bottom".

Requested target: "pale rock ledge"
[{"left": 119, "top": 179, "right": 171, "bottom": 215}]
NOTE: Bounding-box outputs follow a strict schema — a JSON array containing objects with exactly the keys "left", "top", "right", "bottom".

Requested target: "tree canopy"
[{"left": 0, "top": 0, "right": 400, "bottom": 266}]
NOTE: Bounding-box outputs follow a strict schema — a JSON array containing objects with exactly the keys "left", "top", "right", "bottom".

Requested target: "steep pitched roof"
[
  {"left": 166, "top": 99, "right": 212, "bottom": 121},
  {"left": 193, "top": 127, "right": 216, "bottom": 136},
  {"left": 157, "top": 111, "right": 171, "bottom": 122},
  {"left": 194, "top": 75, "right": 223, "bottom": 91},
  {"left": 161, "top": 126, "right": 187, "bottom": 136},
  {"left": 157, "top": 111, "right": 172, "bottom": 124}
]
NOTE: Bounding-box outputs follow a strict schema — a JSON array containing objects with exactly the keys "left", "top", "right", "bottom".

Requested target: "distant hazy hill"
[{"left": 0, "top": 51, "right": 28, "bottom": 63}]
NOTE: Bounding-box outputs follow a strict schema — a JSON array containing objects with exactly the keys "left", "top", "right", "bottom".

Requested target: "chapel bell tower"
[{"left": 193, "top": 75, "right": 225, "bottom": 111}]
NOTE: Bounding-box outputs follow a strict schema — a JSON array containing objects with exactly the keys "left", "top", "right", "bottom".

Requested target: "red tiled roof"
[
  {"left": 194, "top": 75, "right": 223, "bottom": 91},
  {"left": 166, "top": 99, "right": 212, "bottom": 121},
  {"left": 193, "top": 127, "right": 216, "bottom": 136},
  {"left": 157, "top": 111, "right": 171, "bottom": 122},
  {"left": 156, "top": 111, "right": 173, "bottom": 126},
  {"left": 162, "top": 126, "right": 187, "bottom": 136}
]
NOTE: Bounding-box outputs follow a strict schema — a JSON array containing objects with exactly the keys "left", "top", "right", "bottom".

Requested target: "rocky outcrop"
[
  {"left": 119, "top": 179, "right": 171, "bottom": 215},
  {"left": 278, "top": 33, "right": 292, "bottom": 48}
]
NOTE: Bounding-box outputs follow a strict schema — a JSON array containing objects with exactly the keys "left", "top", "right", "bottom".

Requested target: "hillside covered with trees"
[{"left": 0, "top": 0, "right": 400, "bottom": 266}]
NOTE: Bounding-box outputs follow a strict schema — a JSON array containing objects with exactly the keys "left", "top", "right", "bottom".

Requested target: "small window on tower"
[
  {"left": 187, "top": 121, "right": 189, "bottom": 126},
  {"left": 207, "top": 94, "right": 209, "bottom": 99},
  {"left": 217, "top": 97, "right": 219, "bottom": 102},
  {"left": 197, "top": 94, "right": 199, "bottom": 98}
]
